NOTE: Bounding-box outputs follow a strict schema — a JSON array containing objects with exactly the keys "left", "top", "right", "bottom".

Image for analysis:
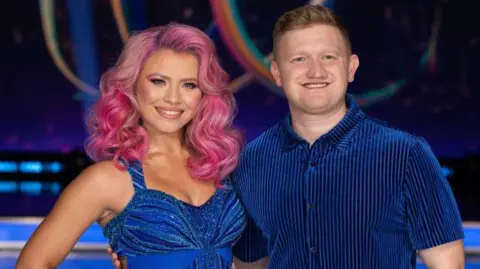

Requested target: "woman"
[{"left": 16, "top": 23, "right": 246, "bottom": 269}]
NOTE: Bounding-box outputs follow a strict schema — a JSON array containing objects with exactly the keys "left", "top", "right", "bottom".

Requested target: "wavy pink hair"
[{"left": 85, "top": 23, "right": 243, "bottom": 183}]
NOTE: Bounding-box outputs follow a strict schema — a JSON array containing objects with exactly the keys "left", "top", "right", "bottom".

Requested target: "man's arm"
[
  {"left": 230, "top": 158, "right": 270, "bottom": 269},
  {"left": 232, "top": 216, "right": 269, "bottom": 268},
  {"left": 233, "top": 257, "right": 269, "bottom": 269},
  {"left": 418, "top": 240, "right": 464, "bottom": 269}
]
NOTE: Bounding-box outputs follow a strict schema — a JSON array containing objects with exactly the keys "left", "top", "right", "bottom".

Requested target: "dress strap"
[{"left": 122, "top": 160, "right": 147, "bottom": 191}]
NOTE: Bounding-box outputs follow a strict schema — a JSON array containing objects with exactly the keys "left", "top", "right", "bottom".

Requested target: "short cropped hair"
[{"left": 273, "top": 5, "right": 352, "bottom": 56}]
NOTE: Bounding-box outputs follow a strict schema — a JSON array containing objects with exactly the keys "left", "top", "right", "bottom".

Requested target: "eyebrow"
[
  {"left": 290, "top": 47, "right": 342, "bottom": 55},
  {"left": 147, "top": 72, "right": 198, "bottom": 82}
]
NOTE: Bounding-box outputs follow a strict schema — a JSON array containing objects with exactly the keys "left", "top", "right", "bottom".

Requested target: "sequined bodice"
[{"left": 103, "top": 162, "right": 246, "bottom": 269}]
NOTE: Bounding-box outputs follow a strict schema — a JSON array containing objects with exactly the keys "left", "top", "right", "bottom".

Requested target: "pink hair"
[{"left": 85, "top": 23, "right": 243, "bottom": 183}]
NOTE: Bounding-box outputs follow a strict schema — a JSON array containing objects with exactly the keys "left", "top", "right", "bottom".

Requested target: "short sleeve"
[
  {"left": 233, "top": 215, "right": 269, "bottom": 262},
  {"left": 404, "top": 137, "right": 464, "bottom": 250},
  {"left": 230, "top": 164, "right": 269, "bottom": 262}
]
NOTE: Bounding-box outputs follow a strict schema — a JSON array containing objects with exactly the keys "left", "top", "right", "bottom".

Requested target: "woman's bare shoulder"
[{"left": 76, "top": 160, "right": 131, "bottom": 190}]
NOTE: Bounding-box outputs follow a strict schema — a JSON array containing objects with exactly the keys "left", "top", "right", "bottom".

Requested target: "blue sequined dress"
[{"left": 103, "top": 162, "right": 246, "bottom": 269}]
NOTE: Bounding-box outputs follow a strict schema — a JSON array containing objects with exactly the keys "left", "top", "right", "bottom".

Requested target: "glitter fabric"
[{"left": 103, "top": 161, "right": 246, "bottom": 269}]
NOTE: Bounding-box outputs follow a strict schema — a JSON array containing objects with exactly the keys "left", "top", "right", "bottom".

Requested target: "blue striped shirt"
[{"left": 232, "top": 94, "right": 464, "bottom": 268}]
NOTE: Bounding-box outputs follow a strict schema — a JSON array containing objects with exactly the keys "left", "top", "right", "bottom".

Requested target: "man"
[
  {"left": 110, "top": 5, "right": 465, "bottom": 268},
  {"left": 231, "top": 4, "right": 464, "bottom": 269}
]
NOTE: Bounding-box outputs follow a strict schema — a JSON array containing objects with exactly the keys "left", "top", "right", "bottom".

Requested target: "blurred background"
[{"left": 0, "top": 0, "right": 478, "bottom": 268}]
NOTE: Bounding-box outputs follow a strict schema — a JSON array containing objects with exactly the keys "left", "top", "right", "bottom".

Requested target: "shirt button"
[
  {"left": 308, "top": 203, "right": 315, "bottom": 209},
  {"left": 310, "top": 247, "right": 317, "bottom": 254},
  {"left": 310, "top": 161, "right": 316, "bottom": 166}
]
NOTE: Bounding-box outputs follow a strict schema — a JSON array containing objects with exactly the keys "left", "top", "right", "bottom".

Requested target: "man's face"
[{"left": 271, "top": 24, "right": 359, "bottom": 115}]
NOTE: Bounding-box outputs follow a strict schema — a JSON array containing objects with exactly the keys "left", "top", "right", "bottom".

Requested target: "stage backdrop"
[{"left": 0, "top": 0, "right": 478, "bottom": 158}]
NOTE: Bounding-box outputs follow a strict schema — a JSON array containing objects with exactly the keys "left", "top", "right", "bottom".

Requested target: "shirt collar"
[{"left": 282, "top": 94, "right": 365, "bottom": 151}]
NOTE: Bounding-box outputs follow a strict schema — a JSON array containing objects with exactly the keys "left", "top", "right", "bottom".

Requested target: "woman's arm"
[{"left": 15, "top": 162, "right": 116, "bottom": 269}]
